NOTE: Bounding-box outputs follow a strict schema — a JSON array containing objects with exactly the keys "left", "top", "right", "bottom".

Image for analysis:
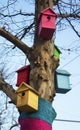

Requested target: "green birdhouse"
[
  {"left": 54, "top": 44, "right": 61, "bottom": 59},
  {"left": 52, "top": 44, "right": 61, "bottom": 70}
]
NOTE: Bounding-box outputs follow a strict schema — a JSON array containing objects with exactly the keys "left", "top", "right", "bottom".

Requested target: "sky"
[
  {"left": 52, "top": 26, "right": 80, "bottom": 130},
  {"left": 0, "top": 0, "right": 80, "bottom": 130}
]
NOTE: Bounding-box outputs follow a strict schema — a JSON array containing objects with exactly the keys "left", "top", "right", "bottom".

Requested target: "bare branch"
[
  {"left": 66, "top": 18, "right": 80, "bottom": 37},
  {"left": 57, "top": 13, "right": 80, "bottom": 19},
  {"left": 9, "top": 123, "right": 19, "bottom": 130},
  {"left": 0, "top": 79, "right": 17, "bottom": 105},
  {"left": 0, "top": 0, "right": 17, "bottom": 11},
  {"left": 0, "top": 28, "right": 30, "bottom": 54},
  {"left": 60, "top": 0, "right": 80, "bottom": 6},
  {"left": 0, "top": 11, "right": 34, "bottom": 17},
  {"left": 20, "top": 22, "right": 34, "bottom": 40}
]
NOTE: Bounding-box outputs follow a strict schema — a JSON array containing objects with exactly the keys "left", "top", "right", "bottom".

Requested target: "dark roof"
[
  {"left": 56, "top": 69, "right": 71, "bottom": 76},
  {"left": 54, "top": 44, "right": 62, "bottom": 53},
  {"left": 16, "top": 65, "right": 30, "bottom": 72}
]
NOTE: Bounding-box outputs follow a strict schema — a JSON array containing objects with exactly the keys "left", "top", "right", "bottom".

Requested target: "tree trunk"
[
  {"left": 0, "top": 1, "right": 58, "bottom": 130},
  {"left": 19, "top": 0, "right": 57, "bottom": 130},
  {"left": 28, "top": 0, "right": 58, "bottom": 102},
  {"left": 29, "top": 38, "right": 57, "bottom": 102}
]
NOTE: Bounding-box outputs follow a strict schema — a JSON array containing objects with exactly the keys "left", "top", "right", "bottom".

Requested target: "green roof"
[{"left": 54, "top": 44, "right": 62, "bottom": 54}]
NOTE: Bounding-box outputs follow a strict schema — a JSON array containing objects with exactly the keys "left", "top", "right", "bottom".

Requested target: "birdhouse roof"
[
  {"left": 16, "top": 82, "right": 39, "bottom": 95},
  {"left": 41, "top": 7, "right": 57, "bottom": 16},
  {"left": 38, "top": 7, "right": 57, "bottom": 22},
  {"left": 54, "top": 44, "right": 62, "bottom": 54},
  {"left": 16, "top": 65, "right": 30, "bottom": 72},
  {"left": 56, "top": 69, "right": 71, "bottom": 76}
]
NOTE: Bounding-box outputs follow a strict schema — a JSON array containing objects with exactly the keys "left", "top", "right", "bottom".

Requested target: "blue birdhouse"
[{"left": 54, "top": 69, "right": 71, "bottom": 93}]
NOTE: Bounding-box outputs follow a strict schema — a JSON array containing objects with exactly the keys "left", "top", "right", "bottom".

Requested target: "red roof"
[
  {"left": 38, "top": 7, "right": 57, "bottom": 22},
  {"left": 16, "top": 65, "right": 30, "bottom": 72},
  {"left": 41, "top": 7, "right": 57, "bottom": 16}
]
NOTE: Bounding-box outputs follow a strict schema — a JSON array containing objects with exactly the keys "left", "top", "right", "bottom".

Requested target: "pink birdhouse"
[
  {"left": 38, "top": 7, "right": 57, "bottom": 40},
  {"left": 16, "top": 65, "right": 30, "bottom": 87}
]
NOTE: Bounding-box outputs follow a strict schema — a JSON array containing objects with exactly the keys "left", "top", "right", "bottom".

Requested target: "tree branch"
[
  {"left": 0, "top": 11, "right": 34, "bottom": 17},
  {"left": 9, "top": 123, "right": 19, "bottom": 130},
  {"left": 66, "top": 18, "right": 80, "bottom": 37},
  {"left": 0, "top": 28, "right": 30, "bottom": 54},
  {"left": 60, "top": 0, "right": 80, "bottom": 6},
  {"left": 57, "top": 13, "right": 80, "bottom": 18},
  {"left": 0, "top": 79, "right": 17, "bottom": 105},
  {"left": 20, "top": 22, "right": 34, "bottom": 40}
]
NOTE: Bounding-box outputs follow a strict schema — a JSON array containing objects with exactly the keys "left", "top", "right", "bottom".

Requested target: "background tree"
[{"left": 0, "top": 0, "right": 80, "bottom": 129}]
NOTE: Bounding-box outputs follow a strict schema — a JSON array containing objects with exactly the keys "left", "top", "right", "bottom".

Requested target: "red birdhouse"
[
  {"left": 38, "top": 7, "right": 57, "bottom": 40},
  {"left": 16, "top": 65, "right": 30, "bottom": 87}
]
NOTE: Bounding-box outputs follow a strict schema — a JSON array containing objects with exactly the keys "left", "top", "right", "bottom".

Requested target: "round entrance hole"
[{"left": 22, "top": 92, "right": 25, "bottom": 96}]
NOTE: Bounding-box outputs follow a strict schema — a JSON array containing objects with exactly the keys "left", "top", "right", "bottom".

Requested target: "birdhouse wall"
[
  {"left": 54, "top": 70, "right": 71, "bottom": 93},
  {"left": 39, "top": 14, "right": 56, "bottom": 40},
  {"left": 28, "top": 91, "right": 39, "bottom": 110},
  {"left": 17, "top": 90, "right": 38, "bottom": 112},
  {"left": 17, "top": 90, "right": 28, "bottom": 110},
  {"left": 41, "top": 14, "right": 56, "bottom": 29}
]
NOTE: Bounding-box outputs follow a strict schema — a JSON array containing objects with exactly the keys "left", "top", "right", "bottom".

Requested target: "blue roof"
[{"left": 56, "top": 69, "right": 71, "bottom": 76}]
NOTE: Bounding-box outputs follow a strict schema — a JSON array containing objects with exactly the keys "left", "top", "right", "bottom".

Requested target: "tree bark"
[
  {"left": 0, "top": 28, "right": 30, "bottom": 54},
  {"left": 0, "top": 79, "right": 17, "bottom": 104},
  {"left": 28, "top": 0, "right": 58, "bottom": 102},
  {"left": 28, "top": 39, "right": 58, "bottom": 102},
  {"left": 0, "top": 0, "right": 59, "bottom": 103},
  {"left": 0, "top": 1, "right": 58, "bottom": 130}
]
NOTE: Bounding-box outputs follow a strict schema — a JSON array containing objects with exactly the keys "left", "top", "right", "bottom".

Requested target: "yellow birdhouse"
[{"left": 16, "top": 82, "right": 39, "bottom": 112}]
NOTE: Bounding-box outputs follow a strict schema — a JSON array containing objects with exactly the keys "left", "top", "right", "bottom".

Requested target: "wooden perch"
[
  {"left": 0, "top": 28, "right": 30, "bottom": 55},
  {"left": 0, "top": 79, "right": 17, "bottom": 105}
]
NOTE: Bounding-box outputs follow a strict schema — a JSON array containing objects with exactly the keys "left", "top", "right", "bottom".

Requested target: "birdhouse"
[
  {"left": 16, "top": 82, "right": 39, "bottom": 112},
  {"left": 38, "top": 7, "right": 57, "bottom": 40},
  {"left": 54, "top": 44, "right": 61, "bottom": 59},
  {"left": 53, "top": 44, "right": 62, "bottom": 65},
  {"left": 54, "top": 69, "right": 71, "bottom": 93},
  {"left": 16, "top": 65, "right": 30, "bottom": 86}
]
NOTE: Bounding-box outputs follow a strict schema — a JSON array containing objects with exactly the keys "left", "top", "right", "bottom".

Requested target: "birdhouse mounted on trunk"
[
  {"left": 16, "top": 82, "right": 39, "bottom": 112},
  {"left": 53, "top": 44, "right": 62, "bottom": 65},
  {"left": 54, "top": 69, "right": 71, "bottom": 94},
  {"left": 16, "top": 65, "right": 30, "bottom": 87},
  {"left": 54, "top": 45, "right": 61, "bottom": 59},
  {"left": 38, "top": 7, "right": 57, "bottom": 40}
]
